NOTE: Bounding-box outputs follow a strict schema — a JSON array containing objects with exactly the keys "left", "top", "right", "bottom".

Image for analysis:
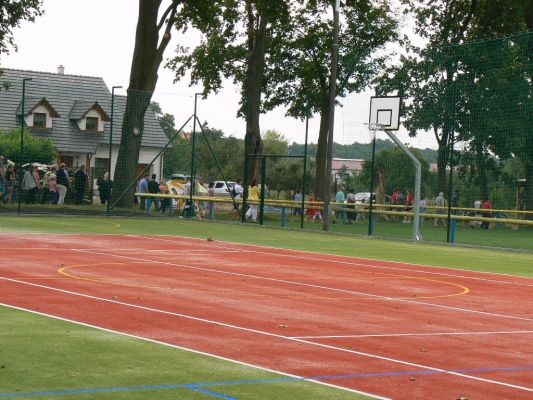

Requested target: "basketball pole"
[{"left": 384, "top": 129, "right": 422, "bottom": 241}]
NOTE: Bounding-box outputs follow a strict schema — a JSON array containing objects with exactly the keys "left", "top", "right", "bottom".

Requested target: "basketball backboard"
[{"left": 368, "top": 96, "right": 401, "bottom": 131}]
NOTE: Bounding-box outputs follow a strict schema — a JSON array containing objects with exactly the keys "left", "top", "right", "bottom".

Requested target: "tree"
[
  {"left": 0, "top": 0, "right": 43, "bottom": 58},
  {"left": 377, "top": 0, "right": 533, "bottom": 212},
  {"left": 0, "top": 128, "right": 57, "bottom": 164},
  {"left": 169, "top": 0, "right": 291, "bottom": 184},
  {"left": 0, "top": 0, "right": 43, "bottom": 90},
  {"left": 112, "top": 1, "right": 219, "bottom": 207},
  {"left": 263, "top": 0, "right": 399, "bottom": 201},
  {"left": 358, "top": 146, "right": 432, "bottom": 198}
]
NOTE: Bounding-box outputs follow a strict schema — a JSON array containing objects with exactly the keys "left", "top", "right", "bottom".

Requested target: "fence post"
[
  {"left": 450, "top": 219, "right": 456, "bottom": 243},
  {"left": 281, "top": 207, "right": 286, "bottom": 227}
]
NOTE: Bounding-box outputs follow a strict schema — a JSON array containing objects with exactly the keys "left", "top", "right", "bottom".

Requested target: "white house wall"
[{"left": 94, "top": 144, "right": 163, "bottom": 183}]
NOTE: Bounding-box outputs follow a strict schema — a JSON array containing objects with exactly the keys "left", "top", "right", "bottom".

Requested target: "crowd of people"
[
  {"left": 1, "top": 157, "right": 498, "bottom": 230},
  {"left": 0, "top": 156, "right": 94, "bottom": 206}
]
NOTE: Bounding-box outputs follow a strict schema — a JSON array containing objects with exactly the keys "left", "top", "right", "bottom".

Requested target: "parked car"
[
  {"left": 212, "top": 181, "right": 237, "bottom": 196},
  {"left": 355, "top": 192, "right": 392, "bottom": 207}
]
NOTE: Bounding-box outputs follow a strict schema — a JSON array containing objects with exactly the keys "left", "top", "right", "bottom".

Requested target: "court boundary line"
[
  {"left": 64, "top": 246, "right": 533, "bottom": 323},
  {"left": 2, "top": 277, "right": 532, "bottom": 394},
  {"left": 0, "top": 303, "right": 385, "bottom": 400},
  {"left": 293, "top": 330, "right": 533, "bottom": 339},
  {"left": 142, "top": 235, "right": 533, "bottom": 288}
]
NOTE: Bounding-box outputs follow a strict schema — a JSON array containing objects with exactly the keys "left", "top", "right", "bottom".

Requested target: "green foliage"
[
  {"left": 0, "top": 128, "right": 57, "bottom": 164},
  {"left": 0, "top": 0, "right": 43, "bottom": 56},
  {"left": 357, "top": 147, "right": 432, "bottom": 196}
]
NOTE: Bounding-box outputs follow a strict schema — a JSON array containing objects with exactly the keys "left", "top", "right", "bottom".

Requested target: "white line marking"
[
  {"left": 0, "top": 302, "right": 385, "bottom": 399},
  {"left": 66, "top": 247, "right": 533, "bottom": 323},
  {"left": 1, "top": 278, "right": 532, "bottom": 394},
  {"left": 141, "top": 235, "right": 533, "bottom": 288},
  {"left": 293, "top": 330, "right": 533, "bottom": 339}
]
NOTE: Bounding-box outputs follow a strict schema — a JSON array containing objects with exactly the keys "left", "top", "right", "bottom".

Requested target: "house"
[
  {"left": 0, "top": 67, "right": 169, "bottom": 188},
  {"left": 332, "top": 158, "right": 364, "bottom": 176}
]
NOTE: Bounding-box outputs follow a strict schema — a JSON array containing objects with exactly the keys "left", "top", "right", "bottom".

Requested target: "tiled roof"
[
  {"left": 0, "top": 68, "right": 167, "bottom": 154},
  {"left": 332, "top": 158, "right": 364, "bottom": 172},
  {"left": 69, "top": 100, "right": 109, "bottom": 121}
]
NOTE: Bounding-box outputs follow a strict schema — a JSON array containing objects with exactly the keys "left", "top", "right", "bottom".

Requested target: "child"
[
  {"left": 312, "top": 197, "right": 323, "bottom": 223},
  {"left": 160, "top": 189, "right": 170, "bottom": 215},
  {"left": 304, "top": 193, "right": 316, "bottom": 222},
  {"left": 48, "top": 174, "right": 58, "bottom": 204}
]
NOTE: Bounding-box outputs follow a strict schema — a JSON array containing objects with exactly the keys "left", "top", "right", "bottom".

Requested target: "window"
[
  {"left": 60, "top": 156, "right": 74, "bottom": 168},
  {"left": 94, "top": 158, "right": 109, "bottom": 178},
  {"left": 86, "top": 117, "right": 98, "bottom": 132},
  {"left": 33, "top": 113, "right": 46, "bottom": 127}
]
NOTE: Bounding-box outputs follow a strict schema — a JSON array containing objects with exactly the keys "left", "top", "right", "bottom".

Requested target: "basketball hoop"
[
  {"left": 363, "top": 122, "right": 385, "bottom": 130},
  {"left": 363, "top": 122, "right": 384, "bottom": 140}
]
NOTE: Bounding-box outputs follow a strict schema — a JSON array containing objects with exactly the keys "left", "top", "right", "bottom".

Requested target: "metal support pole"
[
  {"left": 18, "top": 78, "right": 32, "bottom": 213},
  {"left": 368, "top": 132, "right": 377, "bottom": 236},
  {"left": 107, "top": 85, "right": 122, "bottom": 215}
]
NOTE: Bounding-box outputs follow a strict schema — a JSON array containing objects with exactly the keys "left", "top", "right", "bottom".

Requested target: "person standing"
[
  {"left": 0, "top": 156, "right": 6, "bottom": 203},
  {"left": 403, "top": 189, "right": 414, "bottom": 223},
  {"left": 4, "top": 161, "right": 16, "bottom": 204},
  {"left": 196, "top": 181, "right": 208, "bottom": 219},
  {"left": 22, "top": 164, "right": 41, "bottom": 204},
  {"left": 245, "top": 178, "right": 260, "bottom": 222},
  {"left": 74, "top": 164, "right": 89, "bottom": 205},
  {"left": 312, "top": 197, "right": 323, "bottom": 223},
  {"left": 40, "top": 166, "right": 55, "bottom": 204},
  {"left": 138, "top": 173, "right": 149, "bottom": 210},
  {"left": 146, "top": 174, "right": 160, "bottom": 212},
  {"left": 56, "top": 163, "right": 70, "bottom": 205},
  {"left": 207, "top": 181, "right": 215, "bottom": 217},
  {"left": 346, "top": 188, "right": 356, "bottom": 224},
  {"left": 290, "top": 189, "right": 303, "bottom": 222},
  {"left": 419, "top": 195, "right": 427, "bottom": 228},
  {"left": 434, "top": 191, "right": 446, "bottom": 227},
  {"left": 481, "top": 198, "right": 493, "bottom": 230},
  {"left": 451, "top": 189, "right": 460, "bottom": 215},
  {"left": 232, "top": 179, "right": 243, "bottom": 220},
  {"left": 99, "top": 172, "right": 113, "bottom": 205},
  {"left": 304, "top": 192, "right": 316, "bottom": 223},
  {"left": 355, "top": 198, "right": 366, "bottom": 222},
  {"left": 472, "top": 196, "right": 483, "bottom": 228},
  {"left": 48, "top": 174, "right": 58, "bottom": 204},
  {"left": 332, "top": 186, "right": 346, "bottom": 224}
]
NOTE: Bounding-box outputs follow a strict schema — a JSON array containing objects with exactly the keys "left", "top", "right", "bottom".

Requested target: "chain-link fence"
[{"left": 1, "top": 32, "right": 533, "bottom": 251}]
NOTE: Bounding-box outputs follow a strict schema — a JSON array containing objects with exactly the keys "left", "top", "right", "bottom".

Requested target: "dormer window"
[
  {"left": 86, "top": 117, "right": 98, "bottom": 132},
  {"left": 33, "top": 113, "right": 47, "bottom": 127},
  {"left": 17, "top": 97, "right": 59, "bottom": 129},
  {"left": 69, "top": 100, "right": 110, "bottom": 133}
]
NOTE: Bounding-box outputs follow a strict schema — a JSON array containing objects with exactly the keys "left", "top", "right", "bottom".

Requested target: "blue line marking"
[{"left": 1, "top": 365, "right": 532, "bottom": 398}]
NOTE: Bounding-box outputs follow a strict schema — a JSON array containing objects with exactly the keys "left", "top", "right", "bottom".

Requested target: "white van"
[{"left": 212, "top": 181, "right": 237, "bottom": 196}]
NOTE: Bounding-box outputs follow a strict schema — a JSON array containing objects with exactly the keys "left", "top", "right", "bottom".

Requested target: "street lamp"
[
  {"left": 18, "top": 78, "right": 32, "bottom": 213},
  {"left": 107, "top": 85, "right": 122, "bottom": 214}
]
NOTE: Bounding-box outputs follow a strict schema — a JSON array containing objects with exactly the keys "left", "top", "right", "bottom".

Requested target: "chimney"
[{"left": 57, "top": 65, "right": 65, "bottom": 75}]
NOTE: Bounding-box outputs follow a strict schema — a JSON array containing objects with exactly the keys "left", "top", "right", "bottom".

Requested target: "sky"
[{"left": 1, "top": 0, "right": 430, "bottom": 149}]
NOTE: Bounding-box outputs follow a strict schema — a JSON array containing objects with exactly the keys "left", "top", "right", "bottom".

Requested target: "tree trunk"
[
  {"left": 474, "top": 139, "right": 488, "bottom": 199},
  {"left": 244, "top": 3, "right": 267, "bottom": 184},
  {"left": 435, "top": 127, "right": 448, "bottom": 193},
  {"left": 314, "top": 103, "right": 330, "bottom": 202},
  {"left": 111, "top": 0, "right": 178, "bottom": 207}
]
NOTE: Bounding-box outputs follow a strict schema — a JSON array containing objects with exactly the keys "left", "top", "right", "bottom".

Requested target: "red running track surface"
[{"left": 1, "top": 234, "right": 532, "bottom": 400}]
